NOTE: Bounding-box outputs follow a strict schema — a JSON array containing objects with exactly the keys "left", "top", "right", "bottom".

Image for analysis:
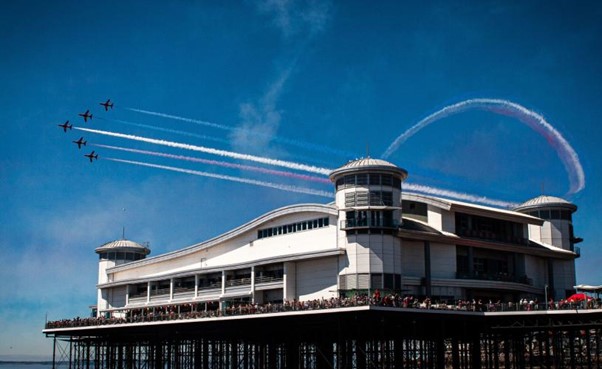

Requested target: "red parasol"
[{"left": 566, "top": 293, "right": 593, "bottom": 303}]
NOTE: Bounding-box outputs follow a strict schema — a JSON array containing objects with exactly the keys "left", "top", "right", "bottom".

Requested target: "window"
[
  {"left": 256, "top": 217, "right": 331, "bottom": 240},
  {"left": 356, "top": 174, "right": 368, "bottom": 185}
]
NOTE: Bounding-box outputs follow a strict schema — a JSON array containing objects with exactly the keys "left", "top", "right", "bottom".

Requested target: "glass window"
[
  {"left": 369, "top": 174, "right": 380, "bottom": 185},
  {"left": 561, "top": 210, "right": 572, "bottom": 221},
  {"left": 356, "top": 174, "right": 368, "bottom": 185},
  {"left": 540, "top": 210, "right": 550, "bottom": 219},
  {"left": 370, "top": 273, "right": 382, "bottom": 289},
  {"left": 381, "top": 192, "right": 393, "bottom": 206},
  {"left": 344, "top": 175, "right": 355, "bottom": 187},
  {"left": 551, "top": 210, "right": 561, "bottom": 219},
  {"left": 381, "top": 175, "right": 392, "bottom": 186},
  {"left": 336, "top": 178, "right": 344, "bottom": 190},
  {"left": 384, "top": 273, "right": 394, "bottom": 289}
]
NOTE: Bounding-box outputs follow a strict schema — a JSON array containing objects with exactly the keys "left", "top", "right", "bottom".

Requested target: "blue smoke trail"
[{"left": 126, "top": 107, "right": 357, "bottom": 158}]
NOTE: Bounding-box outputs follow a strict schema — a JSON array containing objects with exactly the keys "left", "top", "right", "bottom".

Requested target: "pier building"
[
  {"left": 45, "top": 158, "right": 601, "bottom": 369},
  {"left": 94, "top": 158, "right": 580, "bottom": 318}
]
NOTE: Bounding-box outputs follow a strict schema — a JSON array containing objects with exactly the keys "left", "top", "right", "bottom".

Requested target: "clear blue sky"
[{"left": 1, "top": 0, "right": 601, "bottom": 360}]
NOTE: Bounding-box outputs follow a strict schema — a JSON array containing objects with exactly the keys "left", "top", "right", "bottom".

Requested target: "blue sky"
[{"left": 1, "top": 0, "right": 601, "bottom": 359}]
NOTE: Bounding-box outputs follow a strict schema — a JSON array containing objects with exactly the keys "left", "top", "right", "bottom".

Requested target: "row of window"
[
  {"left": 99, "top": 252, "right": 146, "bottom": 261},
  {"left": 344, "top": 191, "right": 394, "bottom": 207},
  {"left": 339, "top": 273, "right": 402, "bottom": 291},
  {"left": 335, "top": 173, "right": 402, "bottom": 190},
  {"left": 344, "top": 210, "right": 397, "bottom": 229},
  {"left": 526, "top": 209, "right": 572, "bottom": 221},
  {"left": 257, "top": 217, "right": 330, "bottom": 239}
]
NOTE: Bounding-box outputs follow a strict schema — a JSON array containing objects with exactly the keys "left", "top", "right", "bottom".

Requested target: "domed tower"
[
  {"left": 95, "top": 239, "right": 150, "bottom": 315},
  {"left": 514, "top": 195, "right": 580, "bottom": 251},
  {"left": 329, "top": 158, "right": 408, "bottom": 294},
  {"left": 514, "top": 195, "right": 581, "bottom": 299}
]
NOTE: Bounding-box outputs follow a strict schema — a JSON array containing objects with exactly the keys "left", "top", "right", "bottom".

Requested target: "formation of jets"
[
  {"left": 72, "top": 137, "right": 87, "bottom": 149},
  {"left": 100, "top": 99, "right": 114, "bottom": 111},
  {"left": 85, "top": 151, "right": 98, "bottom": 162},
  {"left": 58, "top": 120, "right": 72, "bottom": 132},
  {"left": 79, "top": 109, "right": 93, "bottom": 122},
  {"left": 58, "top": 99, "right": 114, "bottom": 163}
]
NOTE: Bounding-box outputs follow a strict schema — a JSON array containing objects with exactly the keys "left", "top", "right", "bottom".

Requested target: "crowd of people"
[{"left": 45, "top": 291, "right": 602, "bottom": 329}]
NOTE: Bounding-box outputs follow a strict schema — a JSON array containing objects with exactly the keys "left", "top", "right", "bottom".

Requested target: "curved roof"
[
  {"left": 329, "top": 157, "right": 408, "bottom": 181},
  {"left": 95, "top": 239, "right": 151, "bottom": 255},
  {"left": 514, "top": 195, "right": 577, "bottom": 213},
  {"left": 107, "top": 203, "right": 337, "bottom": 272}
]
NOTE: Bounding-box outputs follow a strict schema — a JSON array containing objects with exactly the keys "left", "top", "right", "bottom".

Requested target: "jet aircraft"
[
  {"left": 99, "top": 99, "right": 114, "bottom": 111},
  {"left": 58, "top": 120, "right": 72, "bottom": 132},
  {"left": 85, "top": 151, "right": 99, "bottom": 162},
  {"left": 72, "top": 137, "right": 87, "bottom": 149},
  {"left": 79, "top": 110, "right": 93, "bottom": 122}
]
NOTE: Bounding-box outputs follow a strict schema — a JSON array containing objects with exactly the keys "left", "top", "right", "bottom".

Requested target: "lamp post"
[{"left": 545, "top": 284, "right": 549, "bottom": 310}]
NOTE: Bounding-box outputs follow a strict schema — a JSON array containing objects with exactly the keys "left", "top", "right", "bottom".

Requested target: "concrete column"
[
  {"left": 146, "top": 282, "right": 151, "bottom": 304},
  {"left": 250, "top": 266, "right": 255, "bottom": 304},
  {"left": 424, "top": 241, "right": 432, "bottom": 297},
  {"left": 169, "top": 278, "right": 174, "bottom": 301},
  {"left": 194, "top": 275, "right": 199, "bottom": 299},
  {"left": 221, "top": 271, "right": 226, "bottom": 295}
]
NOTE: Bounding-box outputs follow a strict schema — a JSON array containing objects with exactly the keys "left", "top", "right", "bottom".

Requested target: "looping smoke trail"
[
  {"left": 107, "top": 158, "right": 333, "bottom": 198},
  {"left": 404, "top": 183, "right": 519, "bottom": 209},
  {"left": 381, "top": 98, "right": 585, "bottom": 195},
  {"left": 126, "top": 107, "right": 356, "bottom": 158},
  {"left": 74, "top": 126, "right": 332, "bottom": 175},
  {"left": 93, "top": 144, "right": 332, "bottom": 184}
]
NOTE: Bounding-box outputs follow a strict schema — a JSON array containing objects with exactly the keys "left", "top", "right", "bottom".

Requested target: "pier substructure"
[{"left": 47, "top": 307, "right": 602, "bottom": 369}]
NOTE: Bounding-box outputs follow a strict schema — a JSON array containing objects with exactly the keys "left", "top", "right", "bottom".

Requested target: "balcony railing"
[
  {"left": 255, "top": 275, "right": 283, "bottom": 284},
  {"left": 457, "top": 228, "right": 529, "bottom": 245},
  {"left": 225, "top": 277, "right": 252, "bottom": 287},
  {"left": 456, "top": 272, "right": 533, "bottom": 285}
]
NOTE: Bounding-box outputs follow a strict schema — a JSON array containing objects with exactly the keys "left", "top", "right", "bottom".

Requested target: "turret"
[
  {"left": 515, "top": 195, "right": 581, "bottom": 299},
  {"left": 95, "top": 239, "right": 150, "bottom": 316},
  {"left": 329, "top": 158, "right": 408, "bottom": 293}
]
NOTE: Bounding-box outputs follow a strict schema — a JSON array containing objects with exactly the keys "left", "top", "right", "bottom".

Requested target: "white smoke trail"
[
  {"left": 382, "top": 98, "right": 585, "bottom": 194},
  {"left": 93, "top": 144, "right": 332, "bottom": 184},
  {"left": 404, "top": 183, "right": 519, "bottom": 208},
  {"left": 98, "top": 117, "right": 229, "bottom": 145},
  {"left": 74, "top": 126, "right": 332, "bottom": 175},
  {"left": 106, "top": 158, "right": 333, "bottom": 198},
  {"left": 126, "top": 107, "right": 355, "bottom": 158}
]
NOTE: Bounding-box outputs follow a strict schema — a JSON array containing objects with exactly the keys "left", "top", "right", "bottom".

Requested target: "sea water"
[{"left": 0, "top": 363, "right": 53, "bottom": 369}]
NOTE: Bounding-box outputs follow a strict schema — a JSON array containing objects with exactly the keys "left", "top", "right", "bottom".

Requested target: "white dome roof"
[
  {"left": 514, "top": 195, "right": 577, "bottom": 212},
  {"left": 329, "top": 157, "right": 408, "bottom": 181},
  {"left": 95, "top": 239, "right": 151, "bottom": 255}
]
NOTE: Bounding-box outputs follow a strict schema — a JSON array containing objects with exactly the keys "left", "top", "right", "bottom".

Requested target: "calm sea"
[{"left": 0, "top": 363, "right": 53, "bottom": 369}]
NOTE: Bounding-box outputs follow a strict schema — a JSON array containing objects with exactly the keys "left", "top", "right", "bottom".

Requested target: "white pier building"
[{"left": 95, "top": 158, "right": 581, "bottom": 317}]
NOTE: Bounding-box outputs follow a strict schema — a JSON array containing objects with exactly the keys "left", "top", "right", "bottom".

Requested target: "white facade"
[{"left": 95, "top": 159, "right": 581, "bottom": 317}]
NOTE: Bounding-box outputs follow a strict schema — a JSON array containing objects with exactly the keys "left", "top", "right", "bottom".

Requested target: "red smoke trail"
[
  {"left": 93, "top": 144, "right": 331, "bottom": 185},
  {"left": 382, "top": 98, "right": 585, "bottom": 195}
]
